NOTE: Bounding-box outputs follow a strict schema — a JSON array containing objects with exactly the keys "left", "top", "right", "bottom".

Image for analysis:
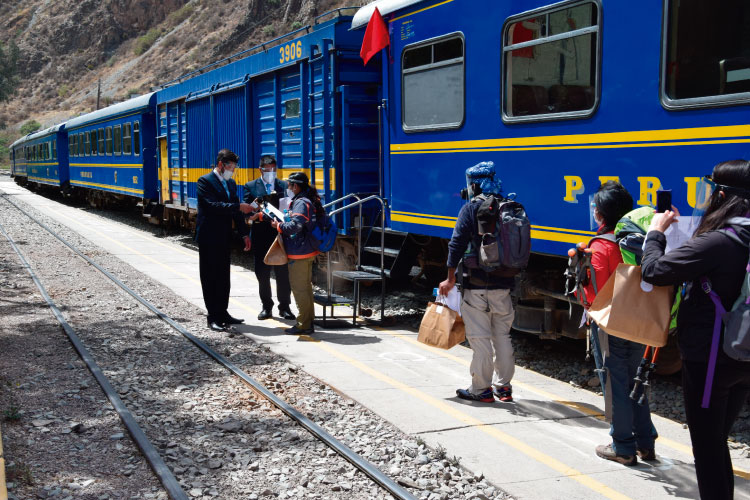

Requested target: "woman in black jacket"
[{"left": 641, "top": 159, "right": 750, "bottom": 500}]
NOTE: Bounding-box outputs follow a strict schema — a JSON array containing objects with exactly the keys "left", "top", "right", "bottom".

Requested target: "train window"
[
  {"left": 105, "top": 127, "right": 113, "bottom": 155},
  {"left": 662, "top": 0, "right": 750, "bottom": 109},
  {"left": 98, "top": 128, "right": 105, "bottom": 155},
  {"left": 284, "top": 99, "right": 300, "bottom": 119},
  {"left": 84, "top": 132, "right": 91, "bottom": 156},
  {"left": 53, "top": 140, "right": 57, "bottom": 160},
  {"left": 90, "top": 130, "right": 98, "bottom": 155},
  {"left": 114, "top": 125, "right": 122, "bottom": 155},
  {"left": 402, "top": 33, "right": 465, "bottom": 131},
  {"left": 32, "top": 144, "right": 36, "bottom": 161},
  {"left": 123, "top": 123, "right": 132, "bottom": 154},
  {"left": 502, "top": 1, "right": 599, "bottom": 122},
  {"left": 133, "top": 122, "right": 140, "bottom": 155},
  {"left": 78, "top": 133, "right": 85, "bottom": 157}
]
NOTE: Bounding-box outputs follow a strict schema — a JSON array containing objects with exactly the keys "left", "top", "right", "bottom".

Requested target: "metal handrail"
[
  {"left": 328, "top": 195, "right": 387, "bottom": 321},
  {"left": 322, "top": 193, "right": 360, "bottom": 303},
  {"left": 320, "top": 194, "right": 387, "bottom": 322}
]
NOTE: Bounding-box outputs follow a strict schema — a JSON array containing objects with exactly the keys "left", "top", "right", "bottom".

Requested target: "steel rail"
[
  {"left": 0, "top": 194, "right": 417, "bottom": 500},
  {"left": 0, "top": 219, "right": 189, "bottom": 500}
]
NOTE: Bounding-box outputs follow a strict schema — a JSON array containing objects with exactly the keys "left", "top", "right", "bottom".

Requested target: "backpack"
[
  {"left": 310, "top": 211, "right": 337, "bottom": 253},
  {"left": 473, "top": 194, "right": 531, "bottom": 276},
  {"left": 564, "top": 233, "right": 616, "bottom": 308},
  {"left": 703, "top": 219, "right": 750, "bottom": 362}
]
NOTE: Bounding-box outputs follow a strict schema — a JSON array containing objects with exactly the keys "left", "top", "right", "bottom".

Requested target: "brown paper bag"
[
  {"left": 417, "top": 302, "right": 466, "bottom": 349},
  {"left": 588, "top": 263, "right": 673, "bottom": 347},
  {"left": 263, "top": 234, "right": 288, "bottom": 265}
]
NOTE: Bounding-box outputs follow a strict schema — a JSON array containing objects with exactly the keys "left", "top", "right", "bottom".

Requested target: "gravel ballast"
[{"left": 0, "top": 187, "right": 512, "bottom": 500}]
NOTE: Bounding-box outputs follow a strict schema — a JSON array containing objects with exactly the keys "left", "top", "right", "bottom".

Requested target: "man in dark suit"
[
  {"left": 244, "top": 155, "right": 296, "bottom": 321},
  {"left": 196, "top": 149, "right": 253, "bottom": 331}
]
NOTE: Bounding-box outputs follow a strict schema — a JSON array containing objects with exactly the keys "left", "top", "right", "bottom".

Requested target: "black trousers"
[
  {"left": 682, "top": 357, "right": 750, "bottom": 500},
  {"left": 199, "top": 242, "right": 231, "bottom": 323},
  {"left": 254, "top": 234, "right": 291, "bottom": 311}
]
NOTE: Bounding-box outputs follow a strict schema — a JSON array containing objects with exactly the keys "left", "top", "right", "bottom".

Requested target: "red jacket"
[{"left": 583, "top": 232, "right": 622, "bottom": 307}]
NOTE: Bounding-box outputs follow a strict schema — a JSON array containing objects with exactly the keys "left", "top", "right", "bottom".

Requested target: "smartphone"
[{"left": 656, "top": 189, "right": 672, "bottom": 213}]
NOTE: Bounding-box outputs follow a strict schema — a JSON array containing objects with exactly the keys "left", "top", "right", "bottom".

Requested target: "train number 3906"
[{"left": 279, "top": 41, "right": 303, "bottom": 64}]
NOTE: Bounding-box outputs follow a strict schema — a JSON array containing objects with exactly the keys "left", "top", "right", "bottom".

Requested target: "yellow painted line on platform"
[
  {"left": 375, "top": 327, "right": 750, "bottom": 478},
  {"left": 0, "top": 423, "right": 7, "bottom": 500},
  {"left": 313, "top": 340, "right": 632, "bottom": 500}
]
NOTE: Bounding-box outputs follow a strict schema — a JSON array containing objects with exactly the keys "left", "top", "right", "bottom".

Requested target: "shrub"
[
  {"left": 262, "top": 25, "right": 275, "bottom": 38},
  {"left": 134, "top": 28, "right": 163, "bottom": 56},
  {"left": 57, "top": 84, "right": 71, "bottom": 98},
  {"left": 291, "top": 21, "right": 303, "bottom": 30},
  {"left": 168, "top": 3, "right": 194, "bottom": 26},
  {"left": 20, "top": 120, "right": 41, "bottom": 135}
]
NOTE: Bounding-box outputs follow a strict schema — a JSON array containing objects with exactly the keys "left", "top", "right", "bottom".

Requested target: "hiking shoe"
[
  {"left": 493, "top": 384, "right": 513, "bottom": 402},
  {"left": 636, "top": 448, "right": 656, "bottom": 461},
  {"left": 595, "top": 444, "right": 637, "bottom": 466},
  {"left": 456, "top": 388, "right": 495, "bottom": 403}
]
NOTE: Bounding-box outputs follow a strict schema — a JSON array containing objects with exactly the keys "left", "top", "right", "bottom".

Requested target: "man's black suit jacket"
[
  {"left": 195, "top": 171, "right": 249, "bottom": 247},
  {"left": 243, "top": 177, "right": 288, "bottom": 245}
]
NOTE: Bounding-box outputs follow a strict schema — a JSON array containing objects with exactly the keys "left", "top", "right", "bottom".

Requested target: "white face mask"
[
  {"left": 262, "top": 171, "right": 276, "bottom": 184},
  {"left": 286, "top": 188, "right": 295, "bottom": 199},
  {"left": 222, "top": 168, "right": 234, "bottom": 181}
]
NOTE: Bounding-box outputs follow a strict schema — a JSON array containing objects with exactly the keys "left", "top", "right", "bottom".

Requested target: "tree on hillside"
[
  {"left": 20, "top": 120, "right": 41, "bottom": 135},
  {"left": 0, "top": 41, "right": 19, "bottom": 102}
]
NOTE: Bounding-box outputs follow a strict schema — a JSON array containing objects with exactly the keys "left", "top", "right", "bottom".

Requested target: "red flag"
[{"left": 360, "top": 7, "right": 389, "bottom": 66}]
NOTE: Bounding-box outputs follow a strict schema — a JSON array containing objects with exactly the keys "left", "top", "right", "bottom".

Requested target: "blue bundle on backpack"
[{"left": 311, "top": 213, "right": 337, "bottom": 253}]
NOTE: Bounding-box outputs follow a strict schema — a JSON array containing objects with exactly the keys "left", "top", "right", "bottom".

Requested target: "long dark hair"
[
  {"left": 594, "top": 181, "right": 633, "bottom": 234},
  {"left": 694, "top": 159, "right": 750, "bottom": 236},
  {"left": 301, "top": 184, "right": 326, "bottom": 220}
]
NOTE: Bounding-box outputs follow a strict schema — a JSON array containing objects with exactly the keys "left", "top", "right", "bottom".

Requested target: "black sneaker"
[
  {"left": 456, "top": 388, "right": 495, "bottom": 403},
  {"left": 636, "top": 448, "right": 657, "bottom": 461},
  {"left": 596, "top": 444, "right": 637, "bottom": 466},
  {"left": 493, "top": 384, "right": 513, "bottom": 402}
]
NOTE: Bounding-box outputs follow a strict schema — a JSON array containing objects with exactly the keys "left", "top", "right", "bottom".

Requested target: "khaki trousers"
[
  {"left": 462, "top": 288, "right": 515, "bottom": 394},
  {"left": 288, "top": 256, "right": 315, "bottom": 329}
]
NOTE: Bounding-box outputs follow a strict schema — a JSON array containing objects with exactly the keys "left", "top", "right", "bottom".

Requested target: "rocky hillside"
[{"left": 0, "top": 0, "right": 367, "bottom": 138}]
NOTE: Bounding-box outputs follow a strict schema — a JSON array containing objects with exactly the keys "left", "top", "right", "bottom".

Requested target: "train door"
[{"left": 159, "top": 138, "right": 170, "bottom": 203}]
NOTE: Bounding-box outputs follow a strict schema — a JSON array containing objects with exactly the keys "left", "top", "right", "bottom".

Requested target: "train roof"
[
  {"left": 65, "top": 92, "right": 155, "bottom": 130},
  {"left": 8, "top": 121, "right": 65, "bottom": 148},
  {"left": 9, "top": 136, "right": 28, "bottom": 148},
  {"left": 26, "top": 123, "right": 66, "bottom": 141},
  {"left": 351, "top": 0, "right": 424, "bottom": 29}
]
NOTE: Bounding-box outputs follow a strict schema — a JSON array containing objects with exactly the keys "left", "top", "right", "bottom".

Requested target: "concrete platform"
[{"left": 2, "top": 176, "right": 749, "bottom": 500}]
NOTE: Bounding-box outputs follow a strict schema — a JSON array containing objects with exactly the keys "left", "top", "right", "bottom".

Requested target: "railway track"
[{"left": 0, "top": 192, "right": 419, "bottom": 500}]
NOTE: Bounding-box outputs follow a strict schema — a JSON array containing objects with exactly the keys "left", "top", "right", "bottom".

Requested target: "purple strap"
[{"left": 700, "top": 277, "right": 726, "bottom": 409}]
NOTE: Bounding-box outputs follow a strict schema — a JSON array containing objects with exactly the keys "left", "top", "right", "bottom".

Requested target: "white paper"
[
  {"left": 262, "top": 203, "right": 285, "bottom": 222},
  {"left": 663, "top": 216, "right": 697, "bottom": 253},
  {"left": 437, "top": 286, "right": 462, "bottom": 316},
  {"left": 279, "top": 197, "right": 291, "bottom": 212}
]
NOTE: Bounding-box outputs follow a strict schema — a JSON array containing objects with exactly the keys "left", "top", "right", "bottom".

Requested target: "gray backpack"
[
  {"left": 722, "top": 219, "right": 750, "bottom": 361},
  {"left": 475, "top": 194, "right": 531, "bottom": 277}
]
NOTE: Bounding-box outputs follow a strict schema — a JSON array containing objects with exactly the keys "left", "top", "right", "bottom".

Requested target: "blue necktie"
[
  {"left": 220, "top": 178, "right": 230, "bottom": 199},
  {"left": 266, "top": 183, "right": 272, "bottom": 194}
]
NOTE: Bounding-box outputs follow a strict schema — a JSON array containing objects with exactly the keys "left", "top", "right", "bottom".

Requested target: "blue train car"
[
  {"left": 10, "top": 124, "right": 68, "bottom": 189},
  {"left": 64, "top": 93, "right": 158, "bottom": 205},
  {"left": 351, "top": 0, "right": 750, "bottom": 336},
  {"left": 153, "top": 10, "right": 381, "bottom": 227},
  {"left": 9, "top": 136, "right": 28, "bottom": 180}
]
